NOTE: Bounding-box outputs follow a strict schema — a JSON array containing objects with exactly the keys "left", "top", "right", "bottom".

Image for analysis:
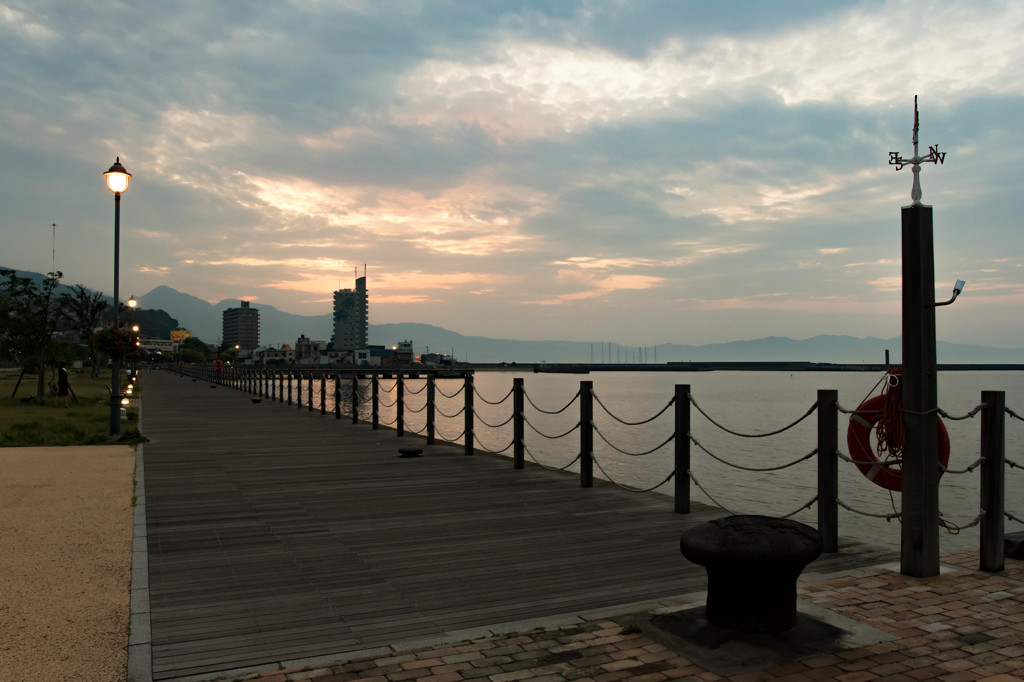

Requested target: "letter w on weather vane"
[{"left": 889, "top": 95, "right": 946, "bottom": 207}]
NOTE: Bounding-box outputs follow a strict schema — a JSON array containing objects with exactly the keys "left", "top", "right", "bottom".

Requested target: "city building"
[
  {"left": 332, "top": 276, "right": 367, "bottom": 351},
  {"left": 222, "top": 300, "right": 260, "bottom": 350}
]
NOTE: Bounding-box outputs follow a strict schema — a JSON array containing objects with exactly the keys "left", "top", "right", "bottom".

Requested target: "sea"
[{"left": 310, "top": 369, "right": 1024, "bottom": 554}]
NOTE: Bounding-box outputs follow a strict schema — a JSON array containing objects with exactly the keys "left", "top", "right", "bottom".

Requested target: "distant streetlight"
[
  {"left": 128, "top": 295, "right": 137, "bottom": 309},
  {"left": 104, "top": 157, "right": 132, "bottom": 438}
]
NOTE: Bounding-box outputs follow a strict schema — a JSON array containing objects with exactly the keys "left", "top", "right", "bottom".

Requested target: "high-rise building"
[
  {"left": 332, "top": 276, "right": 368, "bottom": 351},
  {"left": 222, "top": 300, "right": 260, "bottom": 350}
]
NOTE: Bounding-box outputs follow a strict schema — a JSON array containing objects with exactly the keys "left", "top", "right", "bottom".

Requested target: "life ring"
[{"left": 846, "top": 394, "right": 950, "bottom": 492}]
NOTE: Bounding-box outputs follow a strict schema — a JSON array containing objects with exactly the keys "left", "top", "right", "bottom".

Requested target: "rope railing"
[
  {"left": 689, "top": 394, "right": 817, "bottom": 437},
  {"left": 938, "top": 404, "right": 984, "bottom": 420},
  {"left": 523, "top": 415, "right": 580, "bottom": 440},
  {"left": 404, "top": 401, "right": 428, "bottom": 414},
  {"left": 524, "top": 389, "right": 579, "bottom": 415},
  {"left": 432, "top": 423, "right": 466, "bottom": 443},
  {"left": 475, "top": 411, "right": 515, "bottom": 429},
  {"left": 691, "top": 436, "right": 818, "bottom": 472},
  {"left": 524, "top": 443, "right": 581, "bottom": 472},
  {"left": 592, "top": 390, "right": 674, "bottom": 426},
  {"left": 940, "top": 457, "right": 984, "bottom": 475},
  {"left": 1006, "top": 406, "right": 1023, "bottom": 422},
  {"left": 591, "top": 422, "right": 674, "bottom": 457},
  {"left": 436, "top": 383, "right": 465, "bottom": 399},
  {"left": 474, "top": 385, "right": 514, "bottom": 406},
  {"left": 1007, "top": 510, "right": 1024, "bottom": 524},
  {"left": 435, "top": 403, "right": 466, "bottom": 419},
  {"left": 472, "top": 431, "right": 515, "bottom": 455},
  {"left": 591, "top": 454, "right": 673, "bottom": 492},
  {"left": 404, "top": 381, "right": 428, "bottom": 395},
  {"left": 837, "top": 497, "right": 901, "bottom": 521}
]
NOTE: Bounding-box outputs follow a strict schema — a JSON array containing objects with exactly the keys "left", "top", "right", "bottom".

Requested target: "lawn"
[{"left": 0, "top": 368, "right": 144, "bottom": 446}]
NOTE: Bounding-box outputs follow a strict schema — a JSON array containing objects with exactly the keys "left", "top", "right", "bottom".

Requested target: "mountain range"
[
  {"left": 137, "top": 285, "right": 1021, "bottom": 365},
  {"left": 3, "top": 268, "right": 1020, "bottom": 364}
]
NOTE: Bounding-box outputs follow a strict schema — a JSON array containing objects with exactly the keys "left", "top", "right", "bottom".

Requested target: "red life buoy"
[{"left": 846, "top": 394, "right": 950, "bottom": 492}]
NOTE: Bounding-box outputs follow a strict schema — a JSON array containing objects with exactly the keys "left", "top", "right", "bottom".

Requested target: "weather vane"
[{"left": 889, "top": 95, "right": 946, "bottom": 206}]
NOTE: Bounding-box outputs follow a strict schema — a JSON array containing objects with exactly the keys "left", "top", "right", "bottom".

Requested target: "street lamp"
[{"left": 104, "top": 157, "right": 132, "bottom": 438}]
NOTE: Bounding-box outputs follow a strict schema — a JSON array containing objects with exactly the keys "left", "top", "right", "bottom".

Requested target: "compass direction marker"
[{"left": 889, "top": 95, "right": 946, "bottom": 206}]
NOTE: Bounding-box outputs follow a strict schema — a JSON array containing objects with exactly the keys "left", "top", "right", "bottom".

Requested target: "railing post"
[
  {"left": 287, "top": 370, "right": 292, "bottom": 405},
  {"left": 464, "top": 374, "right": 474, "bottom": 455},
  {"left": 296, "top": 372, "right": 303, "bottom": 409},
  {"left": 513, "top": 377, "right": 525, "bottom": 470},
  {"left": 334, "top": 374, "right": 341, "bottom": 419},
  {"left": 817, "top": 389, "right": 839, "bottom": 553},
  {"left": 580, "top": 380, "right": 593, "bottom": 488},
  {"left": 372, "top": 374, "right": 379, "bottom": 430},
  {"left": 427, "top": 375, "right": 436, "bottom": 445},
  {"left": 279, "top": 370, "right": 284, "bottom": 403},
  {"left": 308, "top": 373, "right": 314, "bottom": 412},
  {"left": 351, "top": 373, "right": 359, "bottom": 424},
  {"left": 260, "top": 369, "right": 266, "bottom": 398},
  {"left": 320, "top": 375, "right": 327, "bottom": 415},
  {"left": 271, "top": 370, "right": 277, "bottom": 401},
  {"left": 396, "top": 375, "right": 405, "bottom": 437},
  {"left": 980, "top": 390, "right": 1006, "bottom": 572},
  {"left": 674, "top": 385, "right": 690, "bottom": 513}
]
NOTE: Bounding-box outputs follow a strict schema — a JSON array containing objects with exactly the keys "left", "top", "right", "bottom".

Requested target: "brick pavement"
[{"left": 209, "top": 551, "right": 1024, "bottom": 682}]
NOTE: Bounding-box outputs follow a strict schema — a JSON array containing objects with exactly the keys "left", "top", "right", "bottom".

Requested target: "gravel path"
[{"left": 0, "top": 446, "right": 135, "bottom": 682}]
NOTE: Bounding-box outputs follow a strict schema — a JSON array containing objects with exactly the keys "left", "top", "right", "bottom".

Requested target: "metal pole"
[
  {"left": 580, "top": 380, "right": 593, "bottom": 487},
  {"left": 427, "top": 375, "right": 436, "bottom": 445},
  {"left": 817, "top": 389, "right": 839, "bottom": 552},
  {"left": 901, "top": 205, "right": 940, "bottom": 577},
  {"left": 464, "top": 374, "right": 474, "bottom": 455},
  {"left": 674, "top": 385, "right": 690, "bottom": 513},
  {"left": 109, "top": 192, "right": 122, "bottom": 438},
  {"left": 396, "top": 375, "right": 405, "bottom": 437},
  {"left": 513, "top": 378, "right": 524, "bottom": 469},
  {"left": 980, "top": 391, "right": 1006, "bottom": 572}
]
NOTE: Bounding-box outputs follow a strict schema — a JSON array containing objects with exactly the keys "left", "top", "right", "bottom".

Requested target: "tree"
[
  {"left": 61, "top": 284, "right": 109, "bottom": 377},
  {"left": 179, "top": 337, "right": 212, "bottom": 364},
  {"left": 0, "top": 270, "right": 66, "bottom": 401}
]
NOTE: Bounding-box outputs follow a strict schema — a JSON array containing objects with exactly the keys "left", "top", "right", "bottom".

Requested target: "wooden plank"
[{"left": 141, "top": 371, "right": 896, "bottom": 680}]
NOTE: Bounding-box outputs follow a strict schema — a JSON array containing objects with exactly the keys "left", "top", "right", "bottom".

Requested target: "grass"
[{"left": 0, "top": 368, "right": 146, "bottom": 447}]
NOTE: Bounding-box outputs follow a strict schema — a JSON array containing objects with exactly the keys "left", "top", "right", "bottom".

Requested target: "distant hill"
[{"left": 3, "top": 270, "right": 1020, "bottom": 364}]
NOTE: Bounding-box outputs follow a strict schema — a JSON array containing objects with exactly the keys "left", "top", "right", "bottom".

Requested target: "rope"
[
  {"left": 689, "top": 394, "right": 817, "bottom": 437},
  {"left": 405, "top": 402, "right": 427, "bottom": 414},
  {"left": 836, "top": 449, "right": 899, "bottom": 468},
  {"left": 689, "top": 435, "right": 817, "bottom": 471},
  {"left": 940, "top": 457, "right": 984, "bottom": 475},
  {"left": 1007, "top": 458, "right": 1021, "bottom": 469},
  {"left": 435, "top": 404, "right": 466, "bottom": 419},
  {"left": 436, "top": 383, "right": 465, "bottom": 399},
  {"left": 1007, "top": 510, "right": 1024, "bottom": 524},
  {"left": 476, "top": 411, "right": 515, "bottom": 429},
  {"left": 378, "top": 396, "right": 398, "bottom": 408},
  {"left": 472, "top": 432, "right": 515, "bottom": 455},
  {"left": 940, "top": 510, "right": 986, "bottom": 532},
  {"left": 377, "top": 414, "right": 398, "bottom": 427},
  {"left": 938, "top": 404, "right": 984, "bottom": 421},
  {"left": 837, "top": 497, "right": 901, "bottom": 521},
  {"left": 591, "top": 454, "right": 673, "bottom": 492},
  {"left": 592, "top": 390, "right": 675, "bottom": 426},
  {"left": 432, "top": 424, "right": 466, "bottom": 442},
  {"left": 592, "top": 422, "right": 674, "bottom": 456},
  {"left": 525, "top": 444, "right": 581, "bottom": 472},
  {"left": 474, "top": 385, "right": 514, "bottom": 405},
  {"left": 405, "top": 422, "right": 427, "bottom": 436},
  {"left": 525, "top": 390, "right": 580, "bottom": 415},
  {"left": 404, "top": 382, "right": 427, "bottom": 395},
  {"left": 523, "top": 415, "right": 580, "bottom": 440},
  {"left": 688, "top": 470, "right": 736, "bottom": 515},
  {"left": 378, "top": 380, "right": 398, "bottom": 392},
  {"left": 1006, "top": 406, "right": 1023, "bottom": 422}
]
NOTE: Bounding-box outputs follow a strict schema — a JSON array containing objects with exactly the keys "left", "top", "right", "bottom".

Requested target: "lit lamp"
[
  {"left": 128, "top": 295, "right": 137, "bottom": 310},
  {"left": 104, "top": 157, "right": 132, "bottom": 438}
]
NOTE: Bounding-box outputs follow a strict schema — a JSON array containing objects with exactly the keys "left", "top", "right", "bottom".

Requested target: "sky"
[{"left": 1, "top": 0, "right": 1022, "bottom": 349}]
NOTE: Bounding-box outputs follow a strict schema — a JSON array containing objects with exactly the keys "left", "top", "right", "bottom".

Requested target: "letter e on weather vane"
[{"left": 889, "top": 95, "right": 946, "bottom": 207}]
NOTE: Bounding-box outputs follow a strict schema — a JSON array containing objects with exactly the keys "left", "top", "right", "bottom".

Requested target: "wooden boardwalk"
[{"left": 140, "top": 370, "right": 897, "bottom": 681}]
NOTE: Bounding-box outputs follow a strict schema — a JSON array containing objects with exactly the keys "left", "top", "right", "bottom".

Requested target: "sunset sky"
[{"left": 2, "top": 0, "right": 1022, "bottom": 348}]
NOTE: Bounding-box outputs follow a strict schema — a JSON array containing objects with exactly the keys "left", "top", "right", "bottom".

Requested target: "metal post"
[
  {"left": 817, "top": 389, "right": 839, "bottom": 552},
  {"left": 334, "top": 374, "right": 341, "bottom": 419},
  {"left": 901, "top": 205, "right": 940, "bottom": 577},
  {"left": 271, "top": 370, "right": 276, "bottom": 401},
  {"left": 372, "top": 374, "right": 379, "bottom": 430},
  {"left": 513, "top": 378, "right": 525, "bottom": 469},
  {"left": 279, "top": 370, "right": 284, "bottom": 403},
  {"left": 351, "top": 373, "right": 359, "bottom": 424},
  {"left": 308, "top": 373, "right": 313, "bottom": 412},
  {"left": 296, "top": 372, "right": 302, "bottom": 408},
  {"left": 287, "top": 370, "right": 292, "bottom": 405},
  {"left": 580, "top": 380, "right": 593, "bottom": 488},
  {"left": 109, "top": 193, "right": 122, "bottom": 438},
  {"left": 427, "top": 375, "right": 436, "bottom": 445},
  {"left": 320, "top": 375, "right": 327, "bottom": 415},
  {"left": 674, "top": 385, "right": 690, "bottom": 513},
  {"left": 464, "top": 374, "right": 474, "bottom": 455},
  {"left": 396, "top": 375, "right": 405, "bottom": 437},
  {"left": 980, "top": 391, "right": 1006, "bottom": 572}
]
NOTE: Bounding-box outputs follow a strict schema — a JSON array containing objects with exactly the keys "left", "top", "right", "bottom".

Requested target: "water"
[{"left": 294, "top": 369, "right": 1024, "bottom": 554}]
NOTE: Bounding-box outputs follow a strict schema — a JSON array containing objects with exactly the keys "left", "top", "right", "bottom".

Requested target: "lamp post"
[{"left": 104, "top": 157, "right": 131, "bottom": 438}]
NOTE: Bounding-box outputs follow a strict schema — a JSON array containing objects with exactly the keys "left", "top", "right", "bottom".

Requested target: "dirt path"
[{"left": 0, "top": 446, "right": 135, "bottom": 682}]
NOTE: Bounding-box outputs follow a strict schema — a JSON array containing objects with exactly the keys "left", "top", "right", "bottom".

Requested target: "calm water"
[{"left": 302, "top": 369, "right": 1024, "bottom": 554}]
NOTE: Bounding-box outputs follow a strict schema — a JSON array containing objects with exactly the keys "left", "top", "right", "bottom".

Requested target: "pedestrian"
[{"left": 54, "top": 362, "right": 70, "bottom": 407}]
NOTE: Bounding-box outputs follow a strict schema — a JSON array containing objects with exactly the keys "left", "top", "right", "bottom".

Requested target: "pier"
[{"left": 134, "top": 371, "right": 903, "bottom": 681}]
